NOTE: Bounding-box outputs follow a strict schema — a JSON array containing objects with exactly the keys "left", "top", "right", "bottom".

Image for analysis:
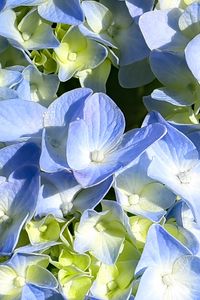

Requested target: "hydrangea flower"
[
  {"left": 144, "top": 111, "right": 200, "bottom": 224},
  {"left": 54, "top": 26, "right": 108, "bottom": 82},
  {"left": 0, "top": 8, "right": 59, "bottom": 51},
  {"left": 135, "top": 224, "right": 200, "bottom": 300},
  {"left": 36, "top": 170, "right": 113, "bottom": 218},
  {"left": 66, "top": 92, "right": 166, "bottom": 187},
  {"left": 74, "top": 200, "right": 133, "bottom": 265},
  {"left": 114, "top": 152, "right": 176, "bottom": 222},
  {"left": 167, "top": 201, "right": 200, "bottom": 255},
  {"left": 16, "top": 65, "right": 59, "bottom": 106},
  {"left": 80, "top": 0, "right": 154, "bottom": 88},
  {"left": 0, "top": 252, "right": 64, "bottom": 299},
  {"left": 139, "top": 3, "right": 200, "bottom": 121},
  {"left": 90, "top": 240, "right": 139, "bottom": 300},
  {"left": 0, "top": 165, "right": 39, "bottom": 255}
]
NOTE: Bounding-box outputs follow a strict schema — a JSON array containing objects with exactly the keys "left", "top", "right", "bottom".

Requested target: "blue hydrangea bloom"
[
  {"left": 0, "top": 252, "right": 64, "bottom": 299},
  {"left": 16, "top": 65, "right": 59, "bottom": 106},
  {"left": 35, "top": 170, "right": 113, "bottom": 219},
  {"left": 0, "top": 165, "right": 39, "bottom": 255},
  {"left": 0, "top": 8, "right": 59, "bottom": 51},
  {"left": 167, "top": 201, "right": 200, "bottom": 256},
  {"left": 66, "top": 92, "right": 166, "bottom": 187},
  {"left": 114, "top": 152, "right": 176, "bottom": 222},
  {"left": 135, "top": 224, "right": 200, "bottom": 300},
  {"left": 0, "top": 99, "right": 46, "bottom": 142},
  {"left": 2, "top": 0, "right": 84, "bottom": 25},
  {"left": 79, "top": 0, "right": 154, "bottom": 88},
  {"left": 74, "top": 200, "right": 134, "bottom": 265},
  {"left": 144, "top": 111, "right": 200, "bottom": 225}
]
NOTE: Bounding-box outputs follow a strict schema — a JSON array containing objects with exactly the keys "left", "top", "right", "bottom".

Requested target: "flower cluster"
[{"left": 1, "top": 1, "right": 200, "bottom": 300}]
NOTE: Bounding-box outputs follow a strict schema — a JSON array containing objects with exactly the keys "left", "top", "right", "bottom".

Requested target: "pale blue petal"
[
  {"left": 119, "top": 58, "right": 155, "bottom": 88},
  {"left": 0, "top": 142, "right": 40, "bottom": 177},
  {"left": 82, "top": 93, "right": 125, "bottom": 151},
  {"left": 135, "top": 267, "right": 166, "bottom": 300},
  {"left": 116, "top": 23, "right": 150, "bottom": 66},
  {"left": 108, "top": 123, "right": 167, "bottom": 170},
  {"left": 67, "top": 119, "right": 90, "bottom": 170},
  {"left": 151, "top": 88, "right": 195, "bottom": 106},
  {"left": 38, "top": 0, "right": 84, "bottom": 25},
  {"left": 185, "top": 34, "right": 200, "bottom": 82},
  {"left": 40, "top": 88, "right": 92, "bottom": 172},
  {"left": 22, "top": 285, "right": 66, "bottom": 300},
  {"left": 139, "top": 9, "right": 188, "bottom": 51},
  {"left": 0, "top": 87, "right": 18, "bottom": 100},
  {"left": 179, "top": 2, "right": 200, "bottom": 39},
  {"left": 150, "top": 49, "right": 196, "bottom": 88},
  {"left": 0, "top": 68, "right": 22, "bottom": 88},
  {"left": 73, "top": 176, "right": 113, "bottom": 212},
  {"left": 0, "top": 99, "right": 46, "bottom": 142},
  {"left": 125, "top": 0, "right": 155, "bottom": 19},
  {"left": 0, "top": 166, "right": 39, "bottom": 255},
  {"left": 135, "top": 224, "right": 191, "bottom": 277},
  {"left": 0, "top": 9, "right": 23, "bottom": 46}
]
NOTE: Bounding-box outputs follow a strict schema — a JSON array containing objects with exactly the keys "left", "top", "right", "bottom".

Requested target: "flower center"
[
  {"left": 14, "top": 276, "right": 26, "bottom": 288},
  {"left": 0, "top": 209, "right": 10, "bottom": 223},
  {"left": 177, "top": 171, "right": 191, "bottom": 184},
  {"left": 60, "top": 201, "right": 73, "bottom": 216},
  {"left": 162, "top": 273, "right": 174, "bottom": 287},
  {"left": 95, "top": 222, "right": 106, "bottom": 232},
  {"left": 107, "top": 280, "right": 118, "bottom": 291},
  {"left": 22, "top": 32, "right": 31, "bottom": 41},
  {"left": 39, "top": 224, "right": 48, "bottom": 233},
  {"left": 91, "top": 150, "right": 105, "bottom": 163},
  {"left": 68, "top": 52, "right": 77, "bottom": 62},
  {"left": 128, "top": 194, "right": 140, "bottom": 205},
  {"left": 30, "top": 84, "right": 40, "bottom": 100}
]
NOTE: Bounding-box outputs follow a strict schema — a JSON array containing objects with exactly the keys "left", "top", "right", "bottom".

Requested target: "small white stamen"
[
  {"left": 177, "top": 171, "right": 191, "bottom": 184},
  {"left": 60, "top": 202, "right": 73, "bottom": 216},
  {"left": 22, "top": 32, "right": 31, "bottom": 41},
  {"left": 95, "top": 222, "right": 106, "bottom": 232},
  {"left": 39, "top": 225, "right": 48, "bottom": 233},
  {"left": 14, "top": 276, "right": 26, "bottom": 288},
  {"left": 68, "top": 52, "right": 77, "bottom": 62},
  {"left": 91, "top": 150, "right": 105, "bottom": 163},
  {"left": 0, "top": 209, "right": 9, "bottom": 223},
  {"left": 128, "top": 194, "right": 140, "bottom": 205},
  {"left": 162, "top": 273, "right": 174, "bottom": 287},
  {"left": 107, "top": 280, "right": 118, "bottom": 291}
]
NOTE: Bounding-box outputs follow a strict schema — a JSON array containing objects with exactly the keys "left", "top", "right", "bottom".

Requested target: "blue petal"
[
  {"left": 0, "top": 142, "right": 40, "bottom": 178},
  {"left": 139, "top": 9, "right": 188, "bottom": 51},
  {"left": 35, "top": 171, "right": 79, "bottom": 218},
  {"left": 185, "top": 34, "right": 200, "bottom": 82},
  {"left": 0, "top": 166, "right": 40, "bottom": 255},
  {"left": 40, "top": 88, "right": 92, "bottom": 172},
  {"left": 116, "top": 23, "right": 150, "bottom": 66},
  {"left": 0, "top": 87, "right": 19, "bottom": 100},
  {"left": 38, "top": 0, "right": 84, "bottom": 25},
  {"left": 0, "top": 99, "right": 46, "bottom": 142},
  {"left": 150, "top": 50, "right": 197, "bottom": 105},
  {"left": 22, "top": 285, "right": 66, "bottom": 300},
  {"left": 119, "top": 58, "right": 154, "bottom": 88},
  {"left": 73, "top": 176, "right": 113, "bottom": 212},
  {"left": 135, "top": 224, "right": 191, "bottom": 277},
  {"left": 125, "top": 0, "right": 155, "bottom": 19}
]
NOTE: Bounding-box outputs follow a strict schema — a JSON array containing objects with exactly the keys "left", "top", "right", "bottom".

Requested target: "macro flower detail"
[{"left": 1, "top": 0, "right": 200, "bottom": 298}]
